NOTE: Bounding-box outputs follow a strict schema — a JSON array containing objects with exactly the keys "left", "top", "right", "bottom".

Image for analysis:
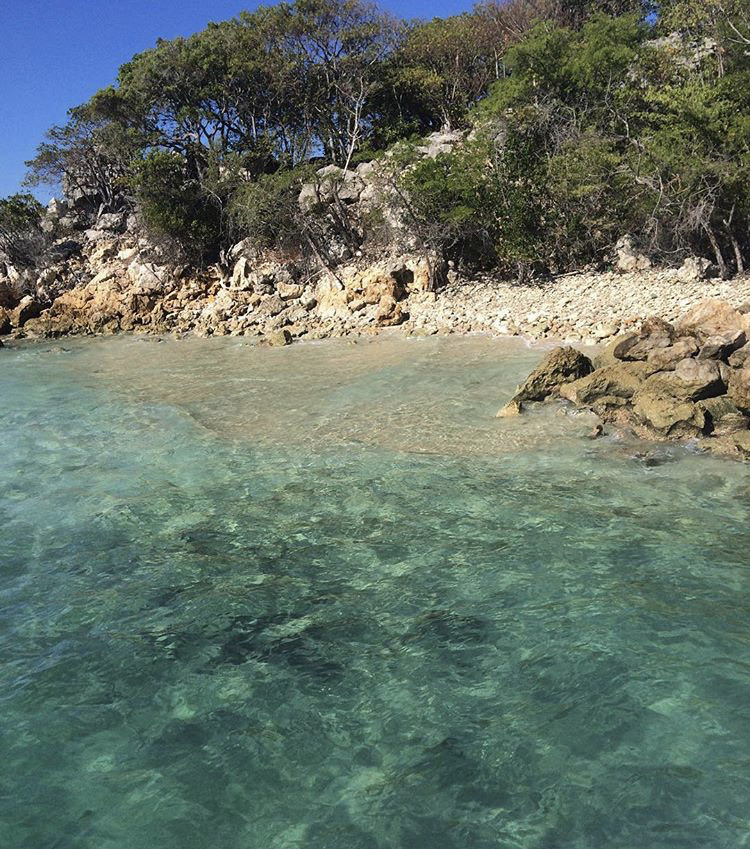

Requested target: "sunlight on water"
[{"left": 1, "top": 334, "right": 749, "bottom": 849}]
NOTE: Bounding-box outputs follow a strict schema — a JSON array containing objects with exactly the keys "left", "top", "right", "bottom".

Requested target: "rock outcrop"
[{"left": 501, "top": 299, "right": 750, "bottom": 459}]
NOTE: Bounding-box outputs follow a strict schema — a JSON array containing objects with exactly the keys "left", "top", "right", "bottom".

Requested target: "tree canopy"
[{"left": 18, "top": 0, "right": 750, "bottom": 274}]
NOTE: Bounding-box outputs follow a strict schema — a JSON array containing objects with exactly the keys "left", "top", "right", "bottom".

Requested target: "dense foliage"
[
  {"left": 15, "top": 0, "right": 750, "bottom": 277},
  {"left": 0, "top": 194, "right": 45, "bottom": 268}
]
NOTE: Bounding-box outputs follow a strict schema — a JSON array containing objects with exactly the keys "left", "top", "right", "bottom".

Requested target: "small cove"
[{"left": 1, "top": 334, "right": 749, "bottom": 849}]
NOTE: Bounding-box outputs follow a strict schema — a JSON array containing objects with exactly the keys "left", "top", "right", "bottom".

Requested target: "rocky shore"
[
  {"left": 3, "top": 134, "right": 750, "bottom": 349},
  {"left": 499, "top": 298, "right": 750, "bottom": 460},
  {"left": 2, "top": 226, "right": 749, "bottom": 348}
]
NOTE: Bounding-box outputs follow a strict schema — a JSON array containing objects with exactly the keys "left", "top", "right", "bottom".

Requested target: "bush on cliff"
[
  {"left": 132, "top": 152, "right": 224, "bottom": 262},
  {"left": 0, "top": 194, "right": 45, "bottom": 268}
]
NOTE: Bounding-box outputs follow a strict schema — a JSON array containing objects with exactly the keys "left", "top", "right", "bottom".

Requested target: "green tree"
[{"left": 0, "top": 194, "right": 45, "bottom": 268}]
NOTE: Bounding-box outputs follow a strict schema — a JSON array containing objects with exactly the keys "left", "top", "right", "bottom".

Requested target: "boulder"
[
  {"left": 727, "top": 367, "right": 750, "bottom": 413},
  {"left": 675, "top": 298, "right": 749, "bottom": 341},
  {"left": 277, "top": 280, "right": 304, "bottom": 300},
  {"left": 375, "top": 296, "right": 408, "bottom": 326},
  {"left": 697, "top": 330, "right": 746, "bottom": 360},
  {"left": 698, "top": 396, "right": 749, "bottom": 436},
  {"left": 10, "top": 295, "right": 43, "bottom": 328},
  {"left": 298, "top": 165, "right": 365, "bottom": 213},
  {"left": 0, "top": 307, "right": 10, "bottom": 335},
  {"left": 676, "top": 256, "right": 718, "bottom": 283},
  {"left": 505, "top": 346, "right": 594, "bottom": 407},
  {"left": 729, "top": 342, "right": 750, "bottom": 369},
  {"left": 49, "top": 239, "right": 82, "bottom": 262},
  {"left": 610, "top": 317, "right": 675, "bottom": 361},
  {"left": 632, "top": 393, "right": 707, "bottom": 438},
  {"left": 559, "top": 361, "right": 656, "bottom": 405},
  {"left": 615, "top": 235, "right": 652, "bottom": 272},
  {"left": 646, "top": 336, "right": 699, "bottom": 370},
  {"left": 95, "top": 212, "right": 126, "bottom": 233},
  {"left": 638, "top": 358, "right": 725, "bottom": 403},
  {"left": 231, "top": 256, "right": 251, "bottom": 289},
  {"left": 496, "top": 398, "right": 523, "bottom": 418},
  {"left": 416, "top": 130, "right": 464, "bottom": 159},
  {"left": 264, "top": 328, "right": 293, "bottom": 347}
]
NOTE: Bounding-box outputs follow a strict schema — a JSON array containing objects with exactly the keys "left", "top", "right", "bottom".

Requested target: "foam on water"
[{"left": 1, "top": 335, "right": 749, "bottom": 849}]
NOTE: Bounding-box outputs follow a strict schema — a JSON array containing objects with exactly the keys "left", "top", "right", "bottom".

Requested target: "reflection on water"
[{"left": 1, "top": 334, "right": 749, "bottom": 849}]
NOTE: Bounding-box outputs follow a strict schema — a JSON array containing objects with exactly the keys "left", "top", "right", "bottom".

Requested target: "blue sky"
[{"left": 1, "top": 0, "right": 473, "bottom": 200}]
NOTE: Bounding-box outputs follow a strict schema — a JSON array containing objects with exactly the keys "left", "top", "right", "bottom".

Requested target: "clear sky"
[{"left": 0, "top": 0, "right": 473, "bottom": 201}]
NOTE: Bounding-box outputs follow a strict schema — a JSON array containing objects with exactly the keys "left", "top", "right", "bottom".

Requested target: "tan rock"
[
  {"left": 639, "top": 358, "right": 725, "bottom": 403},
  {"left": 698, "top": 396, "right": 749, "bottom": 436},
  {"left": 675, "top": 299, "right": 750, "bottom": 341},
  {"left": 560, "top": 361, "right": 656, "bottom": 405},
  {"left": 265, "top": 328, "right": 293, "bottom": 347},
  {"left": 10, "top": 295, "right": 43, "bottom": 328},
  {"left": 497, "top": 398, "right": 523, "bottom": 417},
  {"left": 509, "top": 346, "right": 594, "bottom": 406},
  {"left": 727, "top": 367, "right": 750, "bottom": 413},
  {"left": 646, "top": 336, "right": 699, "bottom": 370},
  {"left": 277, "top": 281, "right": 303, "bottom": 300},
  {"left": 632, "top": 393, "right": 707, "bottom": 438}
]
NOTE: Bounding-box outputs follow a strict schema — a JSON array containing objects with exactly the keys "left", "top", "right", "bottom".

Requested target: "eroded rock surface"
[{"left": 501, "top": 299, "right": 750, "bottom": 460}]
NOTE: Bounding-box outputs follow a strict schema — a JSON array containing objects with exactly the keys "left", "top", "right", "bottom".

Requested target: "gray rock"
[
  {"left": 49, "top": 239, "right": 82, "bottom": 261},
  {"left": 95, "top": 212, "right": 126, "bottom": 233},
  {"left": 697, "top": 330, "right": 746, "bottom": 360}
]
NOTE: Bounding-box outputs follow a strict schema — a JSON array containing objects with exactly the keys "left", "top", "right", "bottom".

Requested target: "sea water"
[{"left": 1, "top": 334, "right": 749, "bottom": 849}]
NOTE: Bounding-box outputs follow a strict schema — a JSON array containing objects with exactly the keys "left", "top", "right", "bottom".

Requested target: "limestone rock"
[
  {"left": 10, "top": 295, "right": 43, "bottom": 328},
  {"left": 375, "top": 296, "right": 408, "bottom": 326},
  {"left": 632, "top": 393, "right": 707, "bottom": 438},
  {"left": 265, "top": 328, "right": 293, "bottom": 347},
  {"left": 560, "top": 361, "right": 656, "bottom": 405},
  {"left": 615, "top": 235, "right": 652, "bottom": 272},
  {"left": 729, "top": 342, "right": 750, "bottom": 369},
  {"left": 508, "top": 346, "right": 594, "bottom": 405},
  {"left": 727, "top": 367, "right": 750, "bottom": 413},
  {"left": 676, "top": 256, "right": 718, "bottom": 283},
  {"left": 496, "top": 398, "right": 523, "bottom": 418},
  {"left": 675, "top": 298, "right": 749, "bottom": 341},
  {"left": 698, "top": 396, "right": 749, "bottom": 436},
  {"left": 277, "top": 281, "right": 303, "bottom": 300},
  {"left": 639, "top": 358, "right": 725, "bottom": 403},
  {"left": 0, "top": 307, "right": 10, "bottom": 335},
  {"left": 646, "top": 336, "right": 699, "bottom": 370}
]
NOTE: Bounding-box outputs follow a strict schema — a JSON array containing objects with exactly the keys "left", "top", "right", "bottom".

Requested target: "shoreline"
[{"left": 7, "top": 264, "right": 750, "bottom": 348}]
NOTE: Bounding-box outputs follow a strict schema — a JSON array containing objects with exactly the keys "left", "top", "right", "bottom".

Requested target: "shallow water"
[{"left": 1, "top": 334, "right": 749, "bottom": 849}]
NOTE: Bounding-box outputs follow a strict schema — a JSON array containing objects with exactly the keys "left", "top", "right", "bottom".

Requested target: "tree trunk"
[{"left": 703, "top": 222, "right": 728, "bottom": 279}]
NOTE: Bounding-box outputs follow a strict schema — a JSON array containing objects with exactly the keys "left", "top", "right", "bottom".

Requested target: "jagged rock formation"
[
  {"left": 500, "top": 299, "right": 750, "bottom": 459},
  {"left": 0, "top": 134, "right": 466, "bottom": 343}
]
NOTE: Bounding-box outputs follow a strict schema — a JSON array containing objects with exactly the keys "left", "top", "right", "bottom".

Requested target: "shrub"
[{"left": 0, "top": 193, "right": 45, "bottom": 268}]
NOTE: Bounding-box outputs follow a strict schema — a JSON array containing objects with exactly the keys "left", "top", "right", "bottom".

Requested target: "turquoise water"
[{"left": 1, "top": 334, "right": 750, "bottom": 849}]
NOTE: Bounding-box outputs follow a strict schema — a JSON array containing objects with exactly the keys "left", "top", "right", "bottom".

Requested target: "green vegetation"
[
  {"left": 12, "top": 0, "right": 750, "bottom": 277},
  {"left": 0, "top": 194, "right": 44, "bottom": 268}
]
